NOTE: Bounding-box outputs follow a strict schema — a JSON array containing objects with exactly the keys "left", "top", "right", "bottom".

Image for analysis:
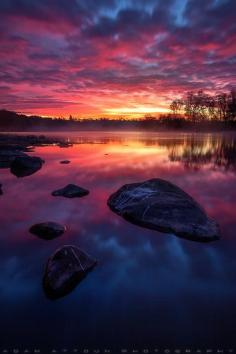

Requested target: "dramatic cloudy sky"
[{"left": 0, "top": 0, "right": 236, "bottom": 118}]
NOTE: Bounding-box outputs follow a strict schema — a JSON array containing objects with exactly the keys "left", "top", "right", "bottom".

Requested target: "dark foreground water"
[{"left": 0, "top": 132, "right": 236, "bottom": 352}]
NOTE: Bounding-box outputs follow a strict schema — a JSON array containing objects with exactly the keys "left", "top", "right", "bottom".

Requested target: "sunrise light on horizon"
[{"left": 0, "top": 0, "right": 236, "bottom": 118}]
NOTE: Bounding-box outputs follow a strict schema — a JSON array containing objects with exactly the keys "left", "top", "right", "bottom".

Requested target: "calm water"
[{"left": 0, "top": 132, "right": 236, "bottom": 351}]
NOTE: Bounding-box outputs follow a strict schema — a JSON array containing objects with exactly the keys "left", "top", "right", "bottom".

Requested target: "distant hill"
[
  {"left": 1, "top": 109, "right": 236, "bottom": 132},
  {"left": 0, "top": 109, "right": 82, "bottom": 131},
  {"left": 0, "top": 109, "right": 142, "bottom": 131}
]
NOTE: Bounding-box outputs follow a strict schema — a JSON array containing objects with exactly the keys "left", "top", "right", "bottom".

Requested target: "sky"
[{"left": 0, "top": 0, "right": 236, "bottom": 118}]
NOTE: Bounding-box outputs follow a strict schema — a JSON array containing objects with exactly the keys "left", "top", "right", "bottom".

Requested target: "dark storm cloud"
[
  {"left": 85, "top": 0, "right": 175, "bottom": 39},
  {"left": 0, "top": 0, "right": 83, "bottom": 23}
]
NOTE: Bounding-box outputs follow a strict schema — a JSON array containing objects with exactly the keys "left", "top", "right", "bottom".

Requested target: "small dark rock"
[
  {"left": 60, "top": 160, "right": 70, "bottom": 164},
  {"left": 52, "top": 184, "right": 89, "bottom": 198},
  {"left": 43, "top": 245, "right": 97, "bottom": 299},
  {"left": 10, "top": 156, "right": 44, "bottom": 177},
  {"left": 30, "top": 222, "right": 66, "bottom": 240},
  {"left": 108, "top": 178, "right": 221, "bottom": 242}
]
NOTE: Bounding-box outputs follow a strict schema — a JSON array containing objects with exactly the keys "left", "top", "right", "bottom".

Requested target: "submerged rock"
[
  {"left": 0, "top": 144, "right": 27, "bottom": 151},
  {"left": 0, "top": 133, "right": 59, "bottom": 148},
  {"left": 52, "top": 184, "right": 89, "bottom": 198},
  {"left": 0, "top": 184, "right": 2, "bottom": 195},
  {"left": 60, "top": 160, "right": 70, "bottom": 164},
  {"left": 108, "top": 178, "right": 221, "bottom": 242},
  {"left": 43, "top": 245, "right": 97, "bottom": 299},
  {"left": 10, "top": 156, "right": 44, "bottom": 177},
  {"left": 30, "top": 222, "right": 66, "bottom": 240},
  {"left": 58, "top": 142, "right": 73, "bottom": 148}
]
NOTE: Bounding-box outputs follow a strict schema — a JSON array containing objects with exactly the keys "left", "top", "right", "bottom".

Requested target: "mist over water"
[{"left": 0, "top": 131, "right": 236, "bottom": 350}]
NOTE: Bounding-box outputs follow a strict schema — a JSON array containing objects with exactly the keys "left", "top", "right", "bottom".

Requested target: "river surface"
[{"left": 0, "top": 131, "right": 236, "bottom": 351}]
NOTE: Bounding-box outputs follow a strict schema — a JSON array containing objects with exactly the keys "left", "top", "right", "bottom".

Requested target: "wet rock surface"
[
  {"left": 30, "top": 222, "right": 66, "bottom": 240},
  {"left": 43, "top": 245, "right": 97, "bottom": 299},
  {"left": 108, "top": 178, "right": 221, "bottom": 242},
  {"left": 0, "top": 144, "right": 28, "bottom": 152},
  {"left": 10, "top": 156, "right": 44, "bottom": 177},
  {"left": 0, "top": 133, "right": 74, "bottom": 150},
  {"left": 52, "top": 184, "right": 89, "bottom": 198},
  {"left": 0, "top": 149, "right": 28, "bottom": 168}
]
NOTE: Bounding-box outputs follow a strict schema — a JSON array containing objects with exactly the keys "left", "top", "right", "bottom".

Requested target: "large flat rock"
[
  {"left": 43, "top": 245, "right": 97, "bottom": 299},
  {"left": 107, "top": 178, "right": 221, "bottom": 242}
]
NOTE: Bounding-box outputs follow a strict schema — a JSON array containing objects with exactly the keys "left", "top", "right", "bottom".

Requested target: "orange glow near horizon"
[{"left": 16, "top": 94, "right": 171, "bottom": 119}]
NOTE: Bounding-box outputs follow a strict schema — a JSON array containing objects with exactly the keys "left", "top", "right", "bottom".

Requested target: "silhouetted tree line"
[
  {"left": 1, "top": 88, "right": 236, "bottom": 133},
  {"left": 169, "top": 89, "right": 236, "bottom": 121}
]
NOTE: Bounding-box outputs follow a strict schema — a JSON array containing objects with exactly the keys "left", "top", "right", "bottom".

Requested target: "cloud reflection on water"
[{"left": 0, "top": 132, "right": 236, "bottom": 348}]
